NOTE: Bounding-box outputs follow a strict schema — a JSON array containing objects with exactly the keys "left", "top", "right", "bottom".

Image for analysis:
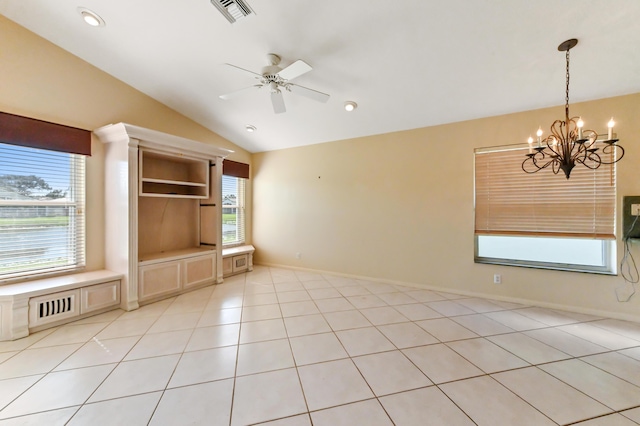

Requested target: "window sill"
[{"left": 475, "top": 257, "right": 616, "bottom": 275}]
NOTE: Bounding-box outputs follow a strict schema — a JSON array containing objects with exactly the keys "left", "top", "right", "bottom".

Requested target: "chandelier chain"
[{"left": 565, "top": 49, "right": 570, "bottom": 118}]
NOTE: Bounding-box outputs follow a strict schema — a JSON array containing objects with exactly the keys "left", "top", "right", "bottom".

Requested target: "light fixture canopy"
[
  {"left": 245, "top": 125, "right": 256, "bottom": 132},
  {"left": 344, "top": 101, "right": 357, "bottom": 112},
  {"left": 522, "top": 39, "right": 624, "bottom": 179},
  {"left": 77, "top": 7, "right": 105, "bottom": 27}
]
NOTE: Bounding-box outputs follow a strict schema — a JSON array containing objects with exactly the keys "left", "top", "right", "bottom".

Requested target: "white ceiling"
[{"left": 2, "top": 0, "right": 640, "bottom": 153}]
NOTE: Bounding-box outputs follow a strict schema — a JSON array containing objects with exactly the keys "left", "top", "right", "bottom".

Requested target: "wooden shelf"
[
  {"left": 141, "top": 181, "right": 208, "bottom": 198},
  {"left": 139, "top": 149, "right": 208, "bottom": 198},
  {"left": 141, "top": 177, "right": 207, "bottom": 187},
  {"left": 139, "top": 247, "right": 216, "bottom": 265}
]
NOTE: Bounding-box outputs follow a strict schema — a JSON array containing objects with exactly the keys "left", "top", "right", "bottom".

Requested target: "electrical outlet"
[
  {"left": 295, "top": 252, "right": 301, "bottom": 259},
  {"left": 622, "top": 196, "right": 640, "bottom": 239},
  {"left": 493, "top": 274, "right": 501, "bottom": 284}
]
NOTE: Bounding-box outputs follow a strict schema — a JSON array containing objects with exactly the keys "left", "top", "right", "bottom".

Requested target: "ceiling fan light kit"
[
  {"left": 219, "top": 53, "right": 330, "bottom": 114},
  {"left": 522, "top": 38, "right": 624, "bottom": 179}
]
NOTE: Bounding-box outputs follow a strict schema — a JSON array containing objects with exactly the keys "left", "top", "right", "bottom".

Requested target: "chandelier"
[{"left": 522, "top": 38, "right": 624, "bottom": 179}]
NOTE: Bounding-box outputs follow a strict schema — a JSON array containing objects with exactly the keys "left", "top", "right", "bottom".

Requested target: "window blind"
[
  {"left": 474, "top": 145, "right": 616, "bottom": 239},
  {"left": 0, "top": 143, "right": 86, "bottom": 280},
  {"left": 221, "top": 175, "right": 246, "bottom": 246}
]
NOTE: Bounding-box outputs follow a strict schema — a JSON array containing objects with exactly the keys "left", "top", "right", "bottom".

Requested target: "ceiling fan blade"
[
  {"left": 271, "top": 90, "right": 286, "bottom": 114},
  {"left": 219, "top": 84, "right": 262, "bottom": 100},
  {"left": 277, "top": 60, "right": 312, "bottom": 81},
  {"left": 287, "top": 84, "right": 330, "bottom": 103},
  {"left": 224, "top": 63, "right": 263, "bottom": 78}
]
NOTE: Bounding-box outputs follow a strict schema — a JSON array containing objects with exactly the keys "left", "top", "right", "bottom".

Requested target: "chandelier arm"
[
  {"left": 570, "top": 138, "right": 589, "bottom": 162},
  {"left": 547, "top": 120, "right": 567, "bottom": 155},
  {"left": 522, "top": 151, "right": 556, "bottom": 173},
  {"left": 533, "top": 151, "right": 557, "bottom": 170},
  {"left": 598, "top": 144, "right": 625, "bottom": 165},
  {"left": 575, "top": 154, "right": 602, "bottom": 169}
]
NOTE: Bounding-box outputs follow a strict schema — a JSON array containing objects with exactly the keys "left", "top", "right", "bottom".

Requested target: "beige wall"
[
  {"left": 4, "top": 15, "right": 640, "bottom": 320},
  {"left": 253, "top": 92, "right": 640, "bottom": 320},
  {"left": 0, "top": 16, "right": 252, "bottom": 272}
]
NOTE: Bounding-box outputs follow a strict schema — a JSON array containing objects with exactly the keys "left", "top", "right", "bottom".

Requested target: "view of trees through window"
[{"left": 0, "top": 143, "right": 85, "bottom": 279}]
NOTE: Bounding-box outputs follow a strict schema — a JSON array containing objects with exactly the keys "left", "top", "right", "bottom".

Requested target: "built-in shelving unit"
[
  {"left": 139, "top": 149, "right": 209, "bottom": 198},
  {"left": 95, "top": 123, "right": 233, "bottom": 311}
]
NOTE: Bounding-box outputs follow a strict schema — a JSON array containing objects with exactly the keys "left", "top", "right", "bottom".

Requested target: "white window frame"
[
  {"left": 475, "top": 235, "right": 616, "bottom": 274},
  {"left": 474, "top": 144, "right": 617, "bottom": 275},
  {"left": 222, "top": 175, "right": 245, "bottom": 247},
  {"left": 0, "top": 143, "right": 86, "bottom": 282}
]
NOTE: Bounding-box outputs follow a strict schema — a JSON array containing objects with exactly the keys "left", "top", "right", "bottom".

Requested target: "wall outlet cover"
[{"left": 622, "top": 196, "right": 640, "bottom": 239}]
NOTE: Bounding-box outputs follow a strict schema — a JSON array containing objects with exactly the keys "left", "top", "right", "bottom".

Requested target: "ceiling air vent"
[{"left": 211, "top": 0, "right": 255, "bottom": 23}]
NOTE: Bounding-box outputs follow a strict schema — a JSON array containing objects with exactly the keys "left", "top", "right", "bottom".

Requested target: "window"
[
  {"left": 474, "top": 144, "right": 616, "bottom": 274},
  {"left": 0, "top": 143, "right": 86, "bottom": 281},
  {"left": 222, "top": 175, "right": 245, "bottom": 246}
]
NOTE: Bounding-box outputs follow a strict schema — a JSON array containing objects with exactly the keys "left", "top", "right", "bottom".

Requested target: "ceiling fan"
[{"left": 219, "top": 53, "right": 330, "bottom": 114}]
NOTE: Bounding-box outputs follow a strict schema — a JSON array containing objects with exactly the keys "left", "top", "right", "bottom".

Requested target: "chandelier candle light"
[{"left": 522, "top": 38, "right": 624, "bottom": 179}]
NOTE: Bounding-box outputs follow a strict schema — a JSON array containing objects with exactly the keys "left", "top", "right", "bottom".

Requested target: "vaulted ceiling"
[{"left": 2, "top": 0, "right": 640, "bottom": 153}]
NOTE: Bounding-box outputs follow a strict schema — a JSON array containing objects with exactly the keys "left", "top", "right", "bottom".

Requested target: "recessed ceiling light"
[
  {"left": 245, "top": 125, "right": 256, "bottom": 132},
  {"left": 77, "top": 7, "right": 105, "bottom": 27},
  {"left": 344, "top": 101, "right": 357, "bottom": 112}
]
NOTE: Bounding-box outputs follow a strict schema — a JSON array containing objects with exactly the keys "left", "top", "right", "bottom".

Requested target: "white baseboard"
[{"left": 255, "top": 262, "right": 640, "bottom": 323}]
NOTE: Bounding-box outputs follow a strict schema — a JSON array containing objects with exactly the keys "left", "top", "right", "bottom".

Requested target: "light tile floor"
[{"left": 2, "top": 266, "right": 640, "bottom": 425}]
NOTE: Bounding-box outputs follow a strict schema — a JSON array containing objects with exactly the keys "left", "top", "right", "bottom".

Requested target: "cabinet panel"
[
  {"left": 81, "top": 281, "right": 120, "bottom": 314},
  {"left": 184, "top": 254, "right": 216, "bottom": 289},
  {"left": 139, "top": 262, "right": 181, "bottom": 301},
  {"left": 222, "top": 257, "right": 233, "bottom": 276}
]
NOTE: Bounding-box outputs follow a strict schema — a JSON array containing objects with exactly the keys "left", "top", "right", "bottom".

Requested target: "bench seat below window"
[
  {"left": 0, "top": 270, "right": 122, "bottom": 341},
  {"left": 222, "top": 245, "right": 254, "bottom": 277}
]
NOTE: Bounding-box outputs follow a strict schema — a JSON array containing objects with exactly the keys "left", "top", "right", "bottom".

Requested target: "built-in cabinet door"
[
  {"left": 222, "top": 257, "right": 233, "bottom": 276},
  {"left": 184, "top": 254, "right": 216, "bottom": 289},
  {"left": 81, "top": 280, "right": 120, "bottom": 314},
  {"left": 139, "top": 262, "right": 181, "bottom": 302}
]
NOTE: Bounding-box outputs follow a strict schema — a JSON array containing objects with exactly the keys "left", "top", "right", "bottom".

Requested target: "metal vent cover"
[
  {"left": 211, "top": 0, "right": 255, "bottom": 23},
  {"left": 234, "top": 256, "right": 246, "bottom": 268},
  {"left": 38, "top": 296, "right": 74, "bottom": 318},
  {"left": 29, "top": 289, "right": 80, "bottom": 327}
]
